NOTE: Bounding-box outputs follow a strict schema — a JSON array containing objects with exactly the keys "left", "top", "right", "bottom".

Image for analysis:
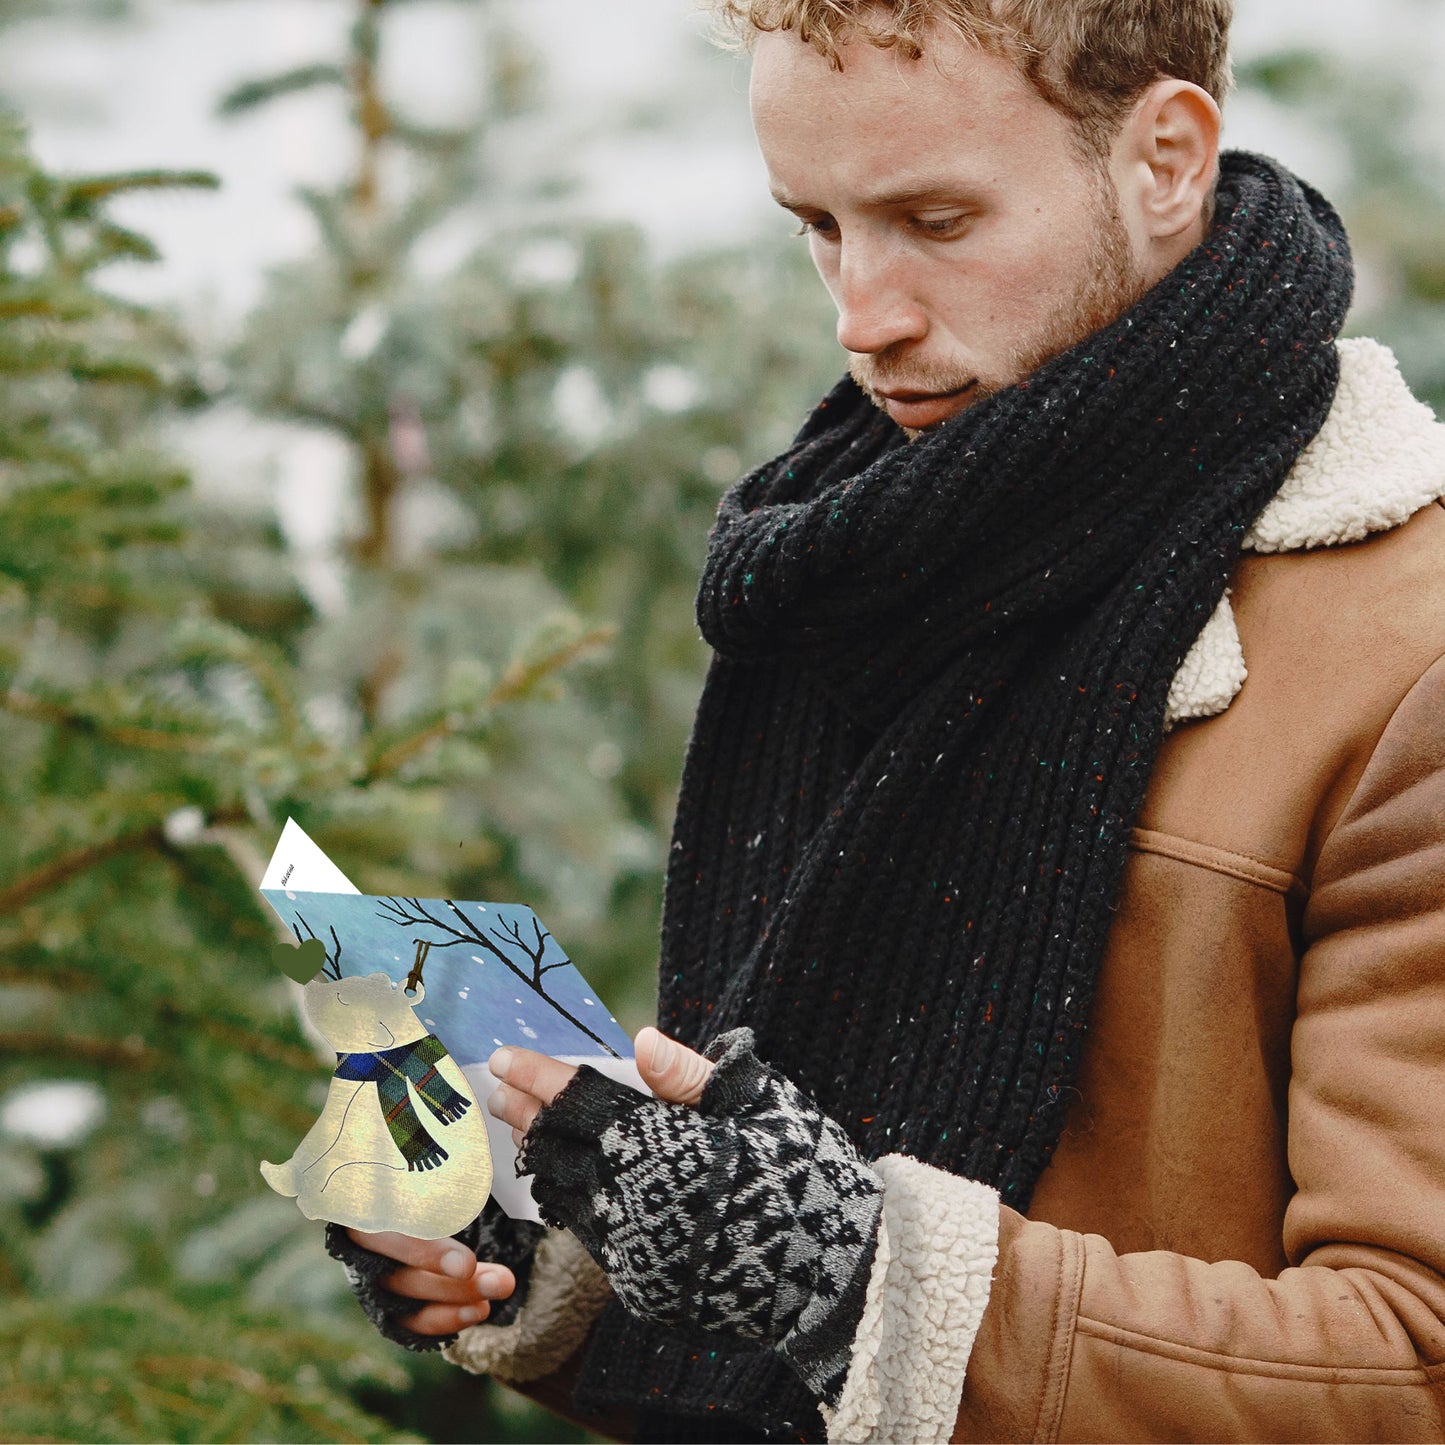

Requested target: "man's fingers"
[
  {"left": 488, "top": 1046, "right": 578, "bottom": 1106},
  {"left": 486, "top": 1031, "right": 712, "bottom": 1138},
  {"left": 384, "top": 1262, "right": 515, "bottom": 1305},
  {"left": 636, "top": 1026, "right": 714, "bottom": 1106},
  {"left": 347, "top": 1227, "right": 478, "bottom": 1279},
  {"left": 398, "top": 1300, "right": 491, "bottom": 1335},
  {"left": 488, "top": 1080, "right": 542, "bottom": 1135}
]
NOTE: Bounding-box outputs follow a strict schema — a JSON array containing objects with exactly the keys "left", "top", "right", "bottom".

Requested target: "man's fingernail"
[
  {"left": 441, "top": 1249, "right": 474, "bottom": 1279},
  {"left": 648, "top": 1033, "right": 674, "bottom": 1072},
  {"left": 490, "top": 1048, "right": 513, "bottom": 1080},
  {"left": 475, "top": 1267, "right": 503, "bottom": 1293},
  {"left": 458, "top": 1305, "right": 482, "bottom": 1324}
]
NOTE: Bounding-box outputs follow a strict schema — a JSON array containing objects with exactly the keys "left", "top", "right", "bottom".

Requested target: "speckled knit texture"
[
  {"left": 576, "top": 152, "right": 1355, "bottom": 1441},
  {"left": 519, "top": 1028, "right": 883, "bottom": 1404}
]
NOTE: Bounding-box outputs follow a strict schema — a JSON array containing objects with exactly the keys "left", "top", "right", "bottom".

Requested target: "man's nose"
[{"left": 833, "top": 242, "right": 928, "bottom": 356}]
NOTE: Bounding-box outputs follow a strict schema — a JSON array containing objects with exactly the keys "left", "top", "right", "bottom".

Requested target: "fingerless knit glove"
[
  {"left": 325, "top": 1201, "right": 545, "bottom": 1352},
  {"left": 516, "top": 1027, "right": 883, "bottom": 1403}
]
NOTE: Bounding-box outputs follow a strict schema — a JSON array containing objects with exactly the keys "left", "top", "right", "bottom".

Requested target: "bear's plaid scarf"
[
  {"left": 574, "top": 153, "right": 1355, "bottom": 1442},
  {"left": 334, "top": 1035, "right": 470, "bottom": 1170}
]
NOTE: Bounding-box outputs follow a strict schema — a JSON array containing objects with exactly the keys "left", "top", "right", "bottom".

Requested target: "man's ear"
[{"left": 1115, "top": 78, "right": 1222, "bottom": 251}]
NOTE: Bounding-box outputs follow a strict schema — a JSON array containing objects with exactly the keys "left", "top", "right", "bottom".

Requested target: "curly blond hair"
[{"left": 704, "top": 0, "right": 1233, "bottom": 157}]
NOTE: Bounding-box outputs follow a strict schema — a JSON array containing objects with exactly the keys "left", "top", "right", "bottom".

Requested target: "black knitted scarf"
[{"left": 576, "top": 152, "right": 1354, "bottom": 1443}]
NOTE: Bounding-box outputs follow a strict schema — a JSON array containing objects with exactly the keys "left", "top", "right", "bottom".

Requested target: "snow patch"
[{"left": 1, "top": 1080, "right": 106, "bottom": 1148}]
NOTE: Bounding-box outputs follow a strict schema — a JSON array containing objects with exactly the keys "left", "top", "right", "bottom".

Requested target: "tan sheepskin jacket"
[{"left": 444, "top": 339, "right": 1445, "bottom": 1443}]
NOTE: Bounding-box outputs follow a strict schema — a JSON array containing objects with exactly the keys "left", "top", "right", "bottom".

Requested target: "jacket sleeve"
[{"left": 944, "top": 651, "right": 1445, "bottom": 1442}]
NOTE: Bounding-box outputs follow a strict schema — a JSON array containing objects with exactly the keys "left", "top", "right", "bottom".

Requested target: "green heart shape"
[{"left": 274, "top": 936, "right": 327, "bottom": 984}]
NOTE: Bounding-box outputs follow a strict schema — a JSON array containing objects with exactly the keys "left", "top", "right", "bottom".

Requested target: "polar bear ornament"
[{"left": 260, "top": 972, "right": 493, "bottom": 1238}]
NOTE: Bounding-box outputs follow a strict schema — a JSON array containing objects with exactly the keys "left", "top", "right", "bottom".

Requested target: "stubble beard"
[
  {"left": 850, "top": 170, "right": 1149, "bottom": 436},
  {"left": 1004, "top": 170, "right": 1148, "bottom": 387}
]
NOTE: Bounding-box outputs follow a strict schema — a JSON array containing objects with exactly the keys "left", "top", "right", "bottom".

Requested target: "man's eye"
[
  {"left": 912, "top": 215, "right": 969, "bottom": 239},
  {"left": 794, "top": 216, "right": 839, "bottom": 240}
]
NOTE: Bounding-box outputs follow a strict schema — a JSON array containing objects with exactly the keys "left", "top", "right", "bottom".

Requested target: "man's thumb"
[{"left": 636, "top": 1026, "right": 714, "bottom": 1106}]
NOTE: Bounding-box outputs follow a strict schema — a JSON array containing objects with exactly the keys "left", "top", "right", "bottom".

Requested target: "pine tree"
[
  {"left": 0, "top": 115, "right": 424, "bottom": 1442},
  {"left": 215, "top": 0, "right": 839, "bottom": 1024},
  {"left": 0, "top": 2, "right": 839, "bottom": 1439}
]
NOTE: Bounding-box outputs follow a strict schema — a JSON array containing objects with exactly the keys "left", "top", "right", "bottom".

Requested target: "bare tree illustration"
[
  {"left": 291, "top": 912, "right": 343, "bottom": 980},
  {"left": 373, "top": 897, "right": 620, "bottom": 1057}
]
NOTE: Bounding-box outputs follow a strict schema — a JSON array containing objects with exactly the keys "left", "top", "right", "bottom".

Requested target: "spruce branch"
[
  {"left": 0, "top": 280, "right": 107, "bottom": 321},
  {"left": 55, "top": 171, "right": 221, "bottom": 206},
  {"left": 85, "top": 221, "right": 163, "bottom": 266},
  {"left": 0, "top": 688, "right": 233, "bottom": 756},
  {"left": 160, "top": 618, "right": 309, "bottom": 745},
  {"left": 0, "top": 965, "right": 97, "bottom": 992},
  {"left": 360, "top": 622, "right": 614, "bottom": 782},
  {"left": 216, "top": 65, "right": 348, "bottom": 118},
  {"left": 350, "top": 0, "right": 394, "bottom": 217},
  {"left": 0, "top": 1030, "right": 160, "bottom": 1069},
  {"left": 173, "top": 1011, "right": 323, "bottom": 1075},
  {"left": 0, "top": 824, "right": 166, "bottom": 914},
  {"left": 0, "top": 805, "right": 247, "bottom": 915}
]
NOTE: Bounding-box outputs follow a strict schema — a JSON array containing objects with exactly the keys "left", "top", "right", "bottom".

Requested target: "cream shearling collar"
[{"left": 1165, "top": 339, "right": 1445, "bottom": 727}]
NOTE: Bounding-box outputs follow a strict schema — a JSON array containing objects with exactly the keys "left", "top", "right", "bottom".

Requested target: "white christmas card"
[{"left": 259, "top": 818, "right": 643, "bottom": 1224}]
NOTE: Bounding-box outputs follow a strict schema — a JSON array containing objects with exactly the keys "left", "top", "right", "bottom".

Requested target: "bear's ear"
[
  {"left": 403, "top": 982, "right": 425, "bottom": 1005},
  {"left": 341, "top": 971, "right": 398, "bottom": 1004}
]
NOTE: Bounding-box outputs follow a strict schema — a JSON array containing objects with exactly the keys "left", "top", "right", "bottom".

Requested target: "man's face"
[{"left": 750, "top": 26, "right": 1149, "bottom": 432}]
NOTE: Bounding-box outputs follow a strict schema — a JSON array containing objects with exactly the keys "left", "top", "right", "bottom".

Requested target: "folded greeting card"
[{"left": 258, "top": 819, "right": 643, "bottom": 1229}]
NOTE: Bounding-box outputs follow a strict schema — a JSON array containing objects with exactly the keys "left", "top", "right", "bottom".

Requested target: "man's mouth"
[{"left": 873, "top": 381, "right": 979, "bottom": 430}]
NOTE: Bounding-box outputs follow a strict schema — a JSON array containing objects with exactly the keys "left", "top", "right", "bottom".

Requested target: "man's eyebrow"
[{"left": 771, "top": 179, "right": 980, "bottom": 211}]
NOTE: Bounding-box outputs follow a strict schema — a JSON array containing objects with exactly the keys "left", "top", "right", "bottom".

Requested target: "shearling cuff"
[
  {"left": 443, "top": 1226, "right": 612, "bottom": 1384},
  {"left": 821, "top": 1155, "right": 999, "bottom": 1444}
]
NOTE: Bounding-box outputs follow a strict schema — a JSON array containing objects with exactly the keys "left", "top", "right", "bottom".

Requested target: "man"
[{"left": 329, "top": 2, "right": 1445, "bottom": 1440}]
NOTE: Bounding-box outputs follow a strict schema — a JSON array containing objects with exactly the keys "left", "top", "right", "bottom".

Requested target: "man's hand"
[
  {"left": 344, "top": 1027, "right": 715, "bottom": 1337},
  {"left": 511, "top": 1027, "right": 884, "bottom": 1404},
  {"left": 342, "top": 1227, "right": 516, "bottom": 1336},
  {"left": 488, "top": 1025, "right": 716, "bottom": 1142}
]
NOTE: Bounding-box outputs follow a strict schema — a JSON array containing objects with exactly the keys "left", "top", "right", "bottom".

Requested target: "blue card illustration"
[
  {"left": 257, "top": 821, "right": 643, "bottom": 1221},
  {"left": 262, "top": 890, "right": 634, "bottom": 1064}
]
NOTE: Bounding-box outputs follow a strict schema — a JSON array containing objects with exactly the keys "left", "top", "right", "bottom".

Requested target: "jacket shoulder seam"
[{"left": 1128, "top": 827, "right": 1306, "bottom": 898}]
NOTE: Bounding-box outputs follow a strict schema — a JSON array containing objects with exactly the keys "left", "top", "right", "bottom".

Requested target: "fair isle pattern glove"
[
  {"left": 325, "top": 1201, "right": 545, "bottom": 1352},
  {"left": 516, "top": 1027, "right": 883, "bottom": 1404}
]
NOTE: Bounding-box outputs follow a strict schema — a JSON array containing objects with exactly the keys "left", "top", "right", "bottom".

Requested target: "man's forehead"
[{"left": 750, "top": 25, "right": 1064, "bottom": 196}]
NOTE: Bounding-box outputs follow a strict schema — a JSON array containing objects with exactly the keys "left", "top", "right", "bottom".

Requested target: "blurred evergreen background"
[{"left": 0, "top": 1, "right": 1440, "bottom": 1440}]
